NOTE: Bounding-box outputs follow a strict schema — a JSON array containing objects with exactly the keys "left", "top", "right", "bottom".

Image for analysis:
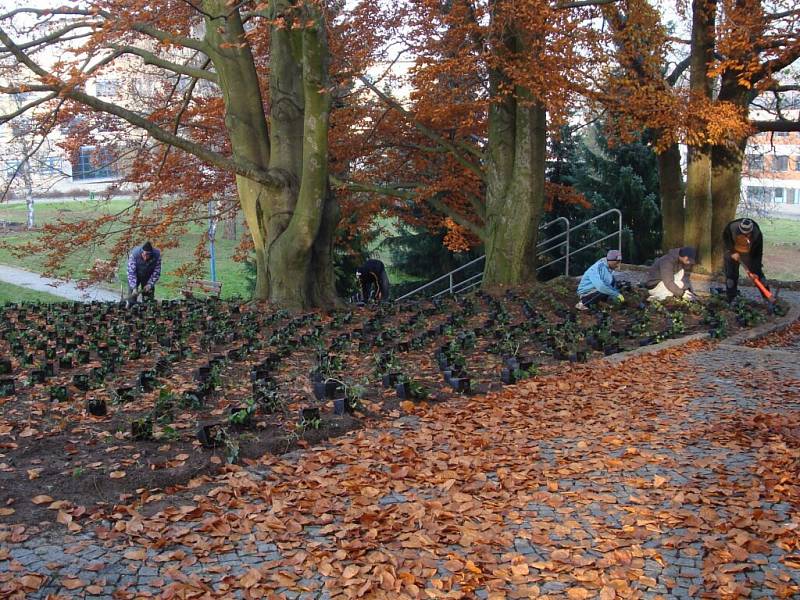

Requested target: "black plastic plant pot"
[
  {"left": 49, "top": 385, "right": 69, "bottom": 402},
  {"left": 382, "top": 373, "right": 400, "bottom": 388},
  {"left": 300, "top": 407, "right": 320, "bottom": 422},
  {"left": 251, "top": 367, "right": 270, "bottom": 382},
  {"left": 0, "top": 358, "right": 11, "bottom": 375},
  {"left": 73, "top": 373, "right": 90, "bottom": 391},
  {"left": 59, "top": 356, "right": 74, "bottom": 370},
  {"left": 115, "top": 386, "right": 135, "bottom": 403},
  {"left": 86, "top": 398, "right": 107, "bottom": 417},
  {"left": 450, "top": 377, "right": 471, "bottom": 393},
  {"left": 76, "top": 349, "right": 91, "bottom": 365},
  {"left": 568, "top": 351, "right": 588, "bottom": 363},
  {"left": 603, "top": 345, "right": 621, "bottom": 356},
  {"left": 155, "top": 358, "right": 171, "bottom": 376},
  {"left": 501, "top": 368, "right": 517, "bottom": 385},
  {"left": 518, "top": 359, "right": 534, "bottom": 372},
  {"left": 313, "top": 380, "right": 344, "bottom": 401},
  {"left": 395, "top": 342, "right": 410, "bottom": 353},
  {"left": 395, "top": 382, "right": 412, "bottom": 399},
  {"left": 44, "top": 362, "right": 55, "bottom": 378},
  {"left": 182, "top": 389, "right": 205, "bottom": 407},
  {"left": 332, "top": 397, "right": 346, "bottom": 416},
  {"left": 131, "top": 419, "right": 154, "bottom": 441},
  {"left": 29, "top": 370, "right": 46, "bottom": 385},
  {"left": 0, "top": 378, "right": 15, "bottom": 397},
  {"left": 139, "top": 371, "right": 157, "bottom": 392},
  {"left": 504, "top": 357, "right": 520, "bottom": 370},
  {"left": 552, "top": 349, "right": 569, "bottom": 361},
  {"left": 639, "top": 337, "right": 654, "bottom": 347}
]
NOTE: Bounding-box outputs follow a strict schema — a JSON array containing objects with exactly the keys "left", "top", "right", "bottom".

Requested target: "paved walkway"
[
  {"left": 1, "top": 304, "right": 798, "bottom": 598},
  {"left": 0, "top": 264, "right": 119, "bottom": 303}
]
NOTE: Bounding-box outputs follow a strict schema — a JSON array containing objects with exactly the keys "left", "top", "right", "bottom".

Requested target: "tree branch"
[
  {"left": 666, "top": 55, "right": 691, "bottom": 86},
  {"left": 128, "top": 21, "right": 208, "bottom": 53},
  {"left": 427, "top": 194, "right": 485, "bottom": 239},
  {"left": 751, "top": 119, "right": 800, "bottom": 132},
  {"left": 556, "top": 0, "right": 619, "bottom": 8},
  {"left": 107, "top": 44, "right": 218, "bottom": 83},
  {"left": 358, "top": 76, "right": 485, "bottom": 178},
  {"left": 0, "top": 92, "right": 58, "bottom": 124}
]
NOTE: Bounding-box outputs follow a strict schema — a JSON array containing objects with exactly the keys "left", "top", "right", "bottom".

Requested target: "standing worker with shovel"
[{"left": 722, "top": 218, "right": 775, "bottom": 306}]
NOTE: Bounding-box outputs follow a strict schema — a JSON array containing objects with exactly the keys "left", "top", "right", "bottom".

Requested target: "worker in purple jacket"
[{"left": 124, "top": 241, "right": 161, "bottom": 307}]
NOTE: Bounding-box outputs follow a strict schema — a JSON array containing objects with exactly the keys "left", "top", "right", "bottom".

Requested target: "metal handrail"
[{"left": 395, "top": 209, "right": 622, "bottom": 301}]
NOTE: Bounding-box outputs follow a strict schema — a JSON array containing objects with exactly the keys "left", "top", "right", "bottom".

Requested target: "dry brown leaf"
[
  {"left": 61, "top": 578, "right": 85, "bottom": 590},
  {"left": 0, "top": 507, "right": 15, "bottom": 516},
  {"left": 342, "top": 564, "right": 360, "bottom": 579},
  {"left": 31, "top": 495, "right": 53, "bottom": 505},
  {"left": 110, "top": 470, "right": 126, "bottom": 479},
  {"left": 124, "top": 548, "right": 146, "bottom": 561},
  {"left": 239, "top": 568, "right": 262, "bottom": 588}
]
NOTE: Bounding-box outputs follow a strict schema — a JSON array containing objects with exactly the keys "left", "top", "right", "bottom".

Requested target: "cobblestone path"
[{"left": 1, "top": 318, "right": 798, "bottom": 598}]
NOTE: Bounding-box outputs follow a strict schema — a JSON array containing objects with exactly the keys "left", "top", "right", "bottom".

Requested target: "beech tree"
[
  {"left": 603, "top": 0, "right": 800, "bottom": 272},
  {"left": 334, "top": 0, "right": 606, "bottom": 286},
  {"left": 0, "top": 0, "right": 393, "bottom": 308}
]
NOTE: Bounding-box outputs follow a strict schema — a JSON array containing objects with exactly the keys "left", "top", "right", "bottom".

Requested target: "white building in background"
[{"left": 741, "top": 99, "right": 800, "bottom": 218}]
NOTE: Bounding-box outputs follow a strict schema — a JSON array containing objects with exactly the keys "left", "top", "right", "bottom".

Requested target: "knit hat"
[
  {"left": 679, "top": 247, "right": 697, "bottom": 263},
  {"left": 606, "top": 249, "right": 622, "bottom": 261},
  {"left": 142, "top": 241, "right": 154, "bottom": 253},
  {"left": 738, "top": 219, "right": 754, "bottom": 235}
]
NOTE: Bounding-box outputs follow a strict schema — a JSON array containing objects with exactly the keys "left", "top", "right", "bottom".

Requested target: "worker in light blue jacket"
[{"left": 575, "top": 249, "right": 624, "bottom": 311}]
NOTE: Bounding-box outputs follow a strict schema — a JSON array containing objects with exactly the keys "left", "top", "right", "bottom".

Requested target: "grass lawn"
[
  {"left": 0, "top": 200, "right": 251, "bottom": 300},
  {"left": 0, "top": 281, "right": 65, "bottom": 304},
  {"left": 757, "top": 217, "right": 800, "bottom": 281}
]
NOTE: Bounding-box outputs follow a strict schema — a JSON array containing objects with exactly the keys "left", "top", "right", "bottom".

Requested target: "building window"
[
  {"left": 774, "top": 188, "right": 785, "bottom": 204},
  {"left": 71, "top": 146, "right": 117, "bottom": 181},
  {"left": 775, "top": 131, "right": 789, "bottom": 138},
  {"left": 747, "top": 186, "right": 770, "bottom": 202},
  {"left": 95, "top": 79, "right": 118, "bottom": 98},
  {"left": 788, "top": 189, "right": 796, "bottom": 205},
  {"left": 746, "top": 154, "right": 764, "bottom": 172},
  {"left": 774, "top": 156, "right": 789, "bottom": 172},
  {"left": 40, "top": 156, "right": 63, "bottom": 175},
  {"left": 795, "top": 156, "right": 800, "bottom": 171}
]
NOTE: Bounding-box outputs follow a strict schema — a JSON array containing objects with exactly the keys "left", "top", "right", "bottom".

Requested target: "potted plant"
[
  {"left": 86, "top": 397, "right": 107, "bottom": 417},
  {"left": 131, "top": 417, "right": 154, "bottom": 441},
  {"left": 0, "top": 378, "right": 14, "bottom": 397},
  {"left": 49, "top": 385, "right": 69, "bottom": 402}
]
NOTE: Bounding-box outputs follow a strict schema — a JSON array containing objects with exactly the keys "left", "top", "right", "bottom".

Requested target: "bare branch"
[
  {"left": 751, "top": 119, "right": 800, "bottom": 132},
  {"left": 107, "top": 44, "right": 218, "bottom": 83},
  {"left": 0, "top": 92, "right": 58, "bottom": 124}
]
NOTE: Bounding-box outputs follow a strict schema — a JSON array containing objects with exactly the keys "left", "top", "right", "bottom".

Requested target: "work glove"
[
  {"left": 683, "top": 290, "right": 697, "bottom": 302},
  {"left": 615, "top": 294, "right": 625, "bottom": 303},
  {"left": 144, "top": 285, "right": 152, "bottom": 292}
]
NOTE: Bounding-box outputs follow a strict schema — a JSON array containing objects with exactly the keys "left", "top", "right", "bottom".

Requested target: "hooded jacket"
[{"left": 645, "top": 249, "right": 692, "bottom": 298}]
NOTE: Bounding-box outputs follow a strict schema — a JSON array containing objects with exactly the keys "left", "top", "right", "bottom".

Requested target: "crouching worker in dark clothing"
[
  {"left": 124, "top": 241, "right": 161, "bottom": 308},
  {"left": 357, "top": 259, "right": 390, "bottom": 303},
  {"left": 723, "top": 218, "right": 768, "bottom": 302},
  {"left": 645, "top": 247, "right": 698, "bottom": 302}
]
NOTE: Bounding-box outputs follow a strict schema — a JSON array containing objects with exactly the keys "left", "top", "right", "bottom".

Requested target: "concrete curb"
[
  {"left": 603, "top": 300, "right": 800, "bottom": 365},
  {"left": 603, "top": 332, "right": 708, "bottom": 365}
]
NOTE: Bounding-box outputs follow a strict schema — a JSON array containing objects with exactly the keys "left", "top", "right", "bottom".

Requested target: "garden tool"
[{"left": 740, "top": 263, "right": 779, "bottom": 310}]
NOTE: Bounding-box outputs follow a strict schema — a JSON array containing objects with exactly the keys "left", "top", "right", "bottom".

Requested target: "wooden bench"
[{"left": 181, "top": 279, "right": 222, "bottom": 299}]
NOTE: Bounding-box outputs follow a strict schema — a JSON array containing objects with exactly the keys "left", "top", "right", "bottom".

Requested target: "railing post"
[
  {"left": 617, "top": 209, "right": 623, "bottom": 256},
  {"left": 449, "top": 272, "right": 453, "bottom": 295},
  {"left": 565, "top": 226, "right": 570, "bottom": 276}
]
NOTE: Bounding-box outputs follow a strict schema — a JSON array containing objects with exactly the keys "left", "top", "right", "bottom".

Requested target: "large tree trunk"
[
  {"left": 657, "top": 142, "right": 684, "bottom": 251},
  {"left": 683, "top": 0, "right": 716, "bottom": 273},
  {"left": 204, "top": 0, "right": 337, "bottom": 308},
  {"left": 710, "top": 141, "right": 745, "bottom": 272},
  {"left": 483, "top": 95, "right": 547, "bottom": 285}
]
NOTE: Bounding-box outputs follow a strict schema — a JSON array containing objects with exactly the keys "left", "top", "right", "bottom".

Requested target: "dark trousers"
[
  {"left": 724, "top": 253, "right": 767, "bottom": 301},
  {"left": 580, "top": 291, "right": 612, "bottom": 307},
  {"left": 362, "top": 270, "right": 391, "bottom": 302}
]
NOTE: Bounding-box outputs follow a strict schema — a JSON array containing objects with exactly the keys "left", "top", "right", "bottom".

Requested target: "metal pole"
[
  {"left": 565, "top": 226, "right": 570, "bottom": 276},
  {"left": 616, "top": 209, "right": 623, "bottom": 257},
  {"left": 208, "top": 201, "right": 218, "bottom": 283},
  {"left": 449, "top": 272, "right": 453, "bottom": 295}
]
